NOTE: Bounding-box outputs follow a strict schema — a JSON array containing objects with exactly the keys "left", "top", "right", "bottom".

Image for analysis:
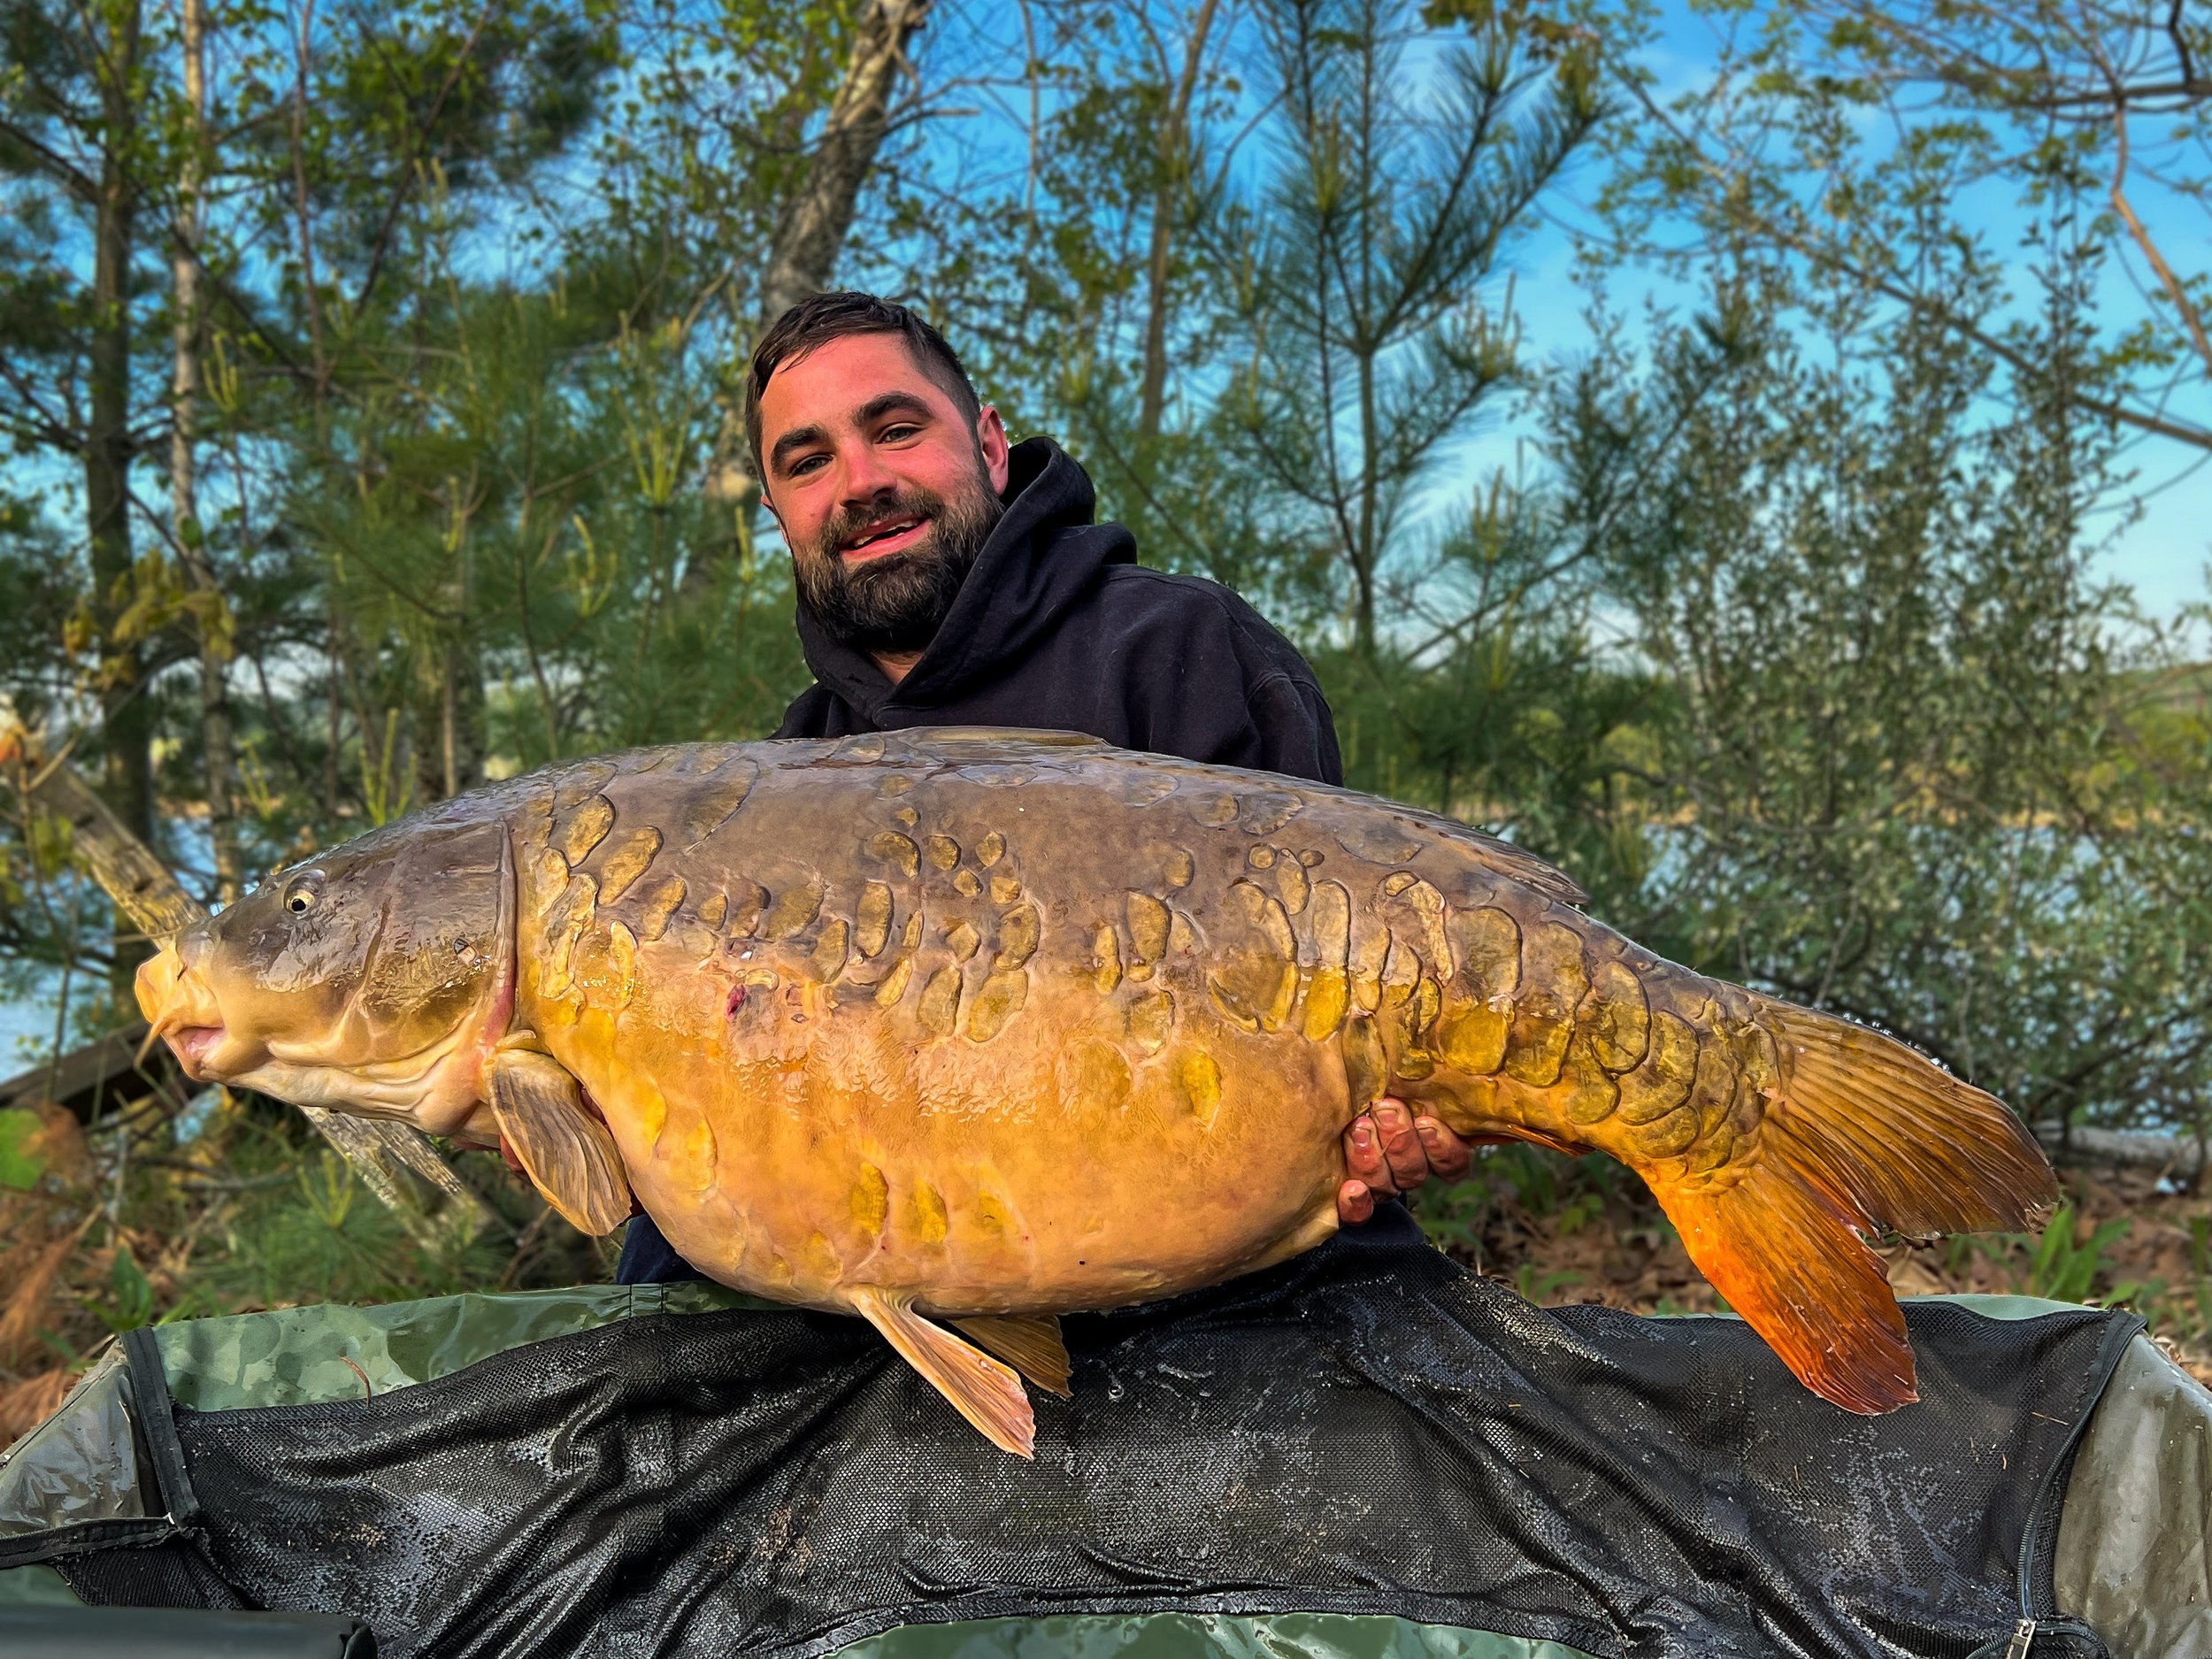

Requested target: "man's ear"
[
  {"left": 757, "top": 482, "right": 789, "bottom": 546},
  {"left": 977, "top": 405, "right": 1011, "bottom": 494}
]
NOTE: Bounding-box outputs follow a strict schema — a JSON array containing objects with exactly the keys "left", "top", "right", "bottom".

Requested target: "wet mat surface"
[{"left": 61, "top": 1219, "right": 2137, "bottom": 1659}]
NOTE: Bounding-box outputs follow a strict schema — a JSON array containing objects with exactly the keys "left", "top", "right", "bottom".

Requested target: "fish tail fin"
[
  {"left": 1649, "top": 1001, "right": 2055, "bottom": 1416},
  {"left": 1654, "top": 1164, "right": 1920, "bottom": 1413}
]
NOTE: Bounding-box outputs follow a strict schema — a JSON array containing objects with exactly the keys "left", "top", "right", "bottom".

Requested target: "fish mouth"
[
  {"left": 168, "top": 1025, "right": 228, "bottom": 1079},
  {"left": 135, "top": 939, "right": 240, "bottom": 1082},
  {"left": 839, "top": 513, "right": 931, "bottom": 560}
]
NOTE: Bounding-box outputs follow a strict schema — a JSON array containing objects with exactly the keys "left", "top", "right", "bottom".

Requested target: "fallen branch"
[{"left": 2037, "top": 1121, "right": 2207, "bottom": 1179}]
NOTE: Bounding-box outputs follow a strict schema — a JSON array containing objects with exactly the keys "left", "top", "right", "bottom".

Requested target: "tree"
[
  {"left": 166, "top": 0, "right": 239, "bottom": 902},
  {"left": 0, "top": 0, "right": 155, "bottom": 998},
  {"left": 1220, "top": 0, "right": 1596, "bottom": 660},
  {"left": 1553, "top": 260, "right": 2212, "bottom": 1145},
  {"left": 696, "top": 0, "right": 937, "bottom": 514}
]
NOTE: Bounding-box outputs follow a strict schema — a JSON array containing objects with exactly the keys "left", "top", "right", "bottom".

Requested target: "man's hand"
[{"left": 1336, "top": 1098, "right": 1478, "bottom": 1224}]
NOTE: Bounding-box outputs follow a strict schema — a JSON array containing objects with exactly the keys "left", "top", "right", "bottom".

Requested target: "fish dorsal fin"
[
  {"left": 1450, "top": 832, "right": 1586, "bottom": 906},
  {"left": 1394, "top": 806, "right": 1588, "bottom": 906},
  {"left": 953, "top": 1314, "right": 1072, "bottom": 1397},
  {"left": 906, "top": 726, "right": 1105, "bottom": 750},
  {"left": 487, "top": 1050, "right": 634, "bottom": 1236},
  {"left": 849, "top": 1287, "right": 1037, "bottom": 1457}
]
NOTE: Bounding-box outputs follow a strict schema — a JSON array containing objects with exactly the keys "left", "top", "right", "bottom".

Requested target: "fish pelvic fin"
[
  {"left": 1650, "top": 999, "right": 2056, "bottom": 1417},
  {"left": 851, "top": 1287, "right": 1037, "bottom": 1458},
  {"left": 954, "top": 1314, "right": 1072, "bottom": 1397},
  {"left": 487, "top": 1050, "right": 634, "bottom": 1236}
]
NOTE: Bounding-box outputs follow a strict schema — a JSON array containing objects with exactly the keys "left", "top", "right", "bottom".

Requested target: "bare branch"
[{"left": 2107, "top": 99, "right": 2212, "bottom": 381}]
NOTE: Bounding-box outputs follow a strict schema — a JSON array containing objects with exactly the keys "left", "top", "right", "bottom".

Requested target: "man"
[{"left": 618, "top": 292, "right": 1470, "bottom": 1284}]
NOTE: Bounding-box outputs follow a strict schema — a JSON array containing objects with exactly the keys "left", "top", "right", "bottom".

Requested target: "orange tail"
[{"left": 1650, "top": 1001, "right": 2057, "bottom": 1415}]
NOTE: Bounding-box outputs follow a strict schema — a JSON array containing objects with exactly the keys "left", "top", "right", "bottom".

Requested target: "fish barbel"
[{"left": 137, "top": 729, "right": 2054, "bottom": 1454}]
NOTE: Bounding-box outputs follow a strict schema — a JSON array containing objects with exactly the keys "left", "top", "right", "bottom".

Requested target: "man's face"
[{"left": 758, "top": 332, "right": 1013, "bottom": 656}]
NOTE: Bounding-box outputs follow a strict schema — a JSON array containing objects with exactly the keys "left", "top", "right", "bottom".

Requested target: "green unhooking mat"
[{"left": 0, "top": 1217, "right": 2196, "bottom": 1659}]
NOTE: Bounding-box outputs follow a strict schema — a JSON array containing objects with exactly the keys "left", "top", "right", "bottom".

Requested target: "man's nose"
[{"left": 835, "top": 441, "right": 898, "bottom": 503}]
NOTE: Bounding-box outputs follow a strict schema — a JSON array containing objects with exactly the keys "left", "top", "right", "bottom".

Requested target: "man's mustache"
[{"left": 813, "top": 488, "right": 947, "bottom": 563}]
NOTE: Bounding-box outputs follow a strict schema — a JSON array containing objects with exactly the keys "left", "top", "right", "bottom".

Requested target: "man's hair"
[{"left": 745, "top": 292, "right": 983, "bottom": 480}]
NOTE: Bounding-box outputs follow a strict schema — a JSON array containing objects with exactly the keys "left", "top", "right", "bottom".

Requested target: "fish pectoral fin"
[
  {"left": 849, "top": 1287, "right": 1037, "bottom": 1458},
  {"left": 953, "top": 1314, "right": 1072, "bottom": 1397},
  {"left": 487, "top": 1050, "right": 634, "bottom": 1236}
]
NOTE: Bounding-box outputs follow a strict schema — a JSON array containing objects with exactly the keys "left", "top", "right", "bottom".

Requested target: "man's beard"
[{"left": 792, "top": 472, "right": 1004, "bottom": 657}]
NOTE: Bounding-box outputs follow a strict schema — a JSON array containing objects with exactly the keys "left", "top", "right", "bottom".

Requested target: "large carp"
[{"left": 138, "top": 730, "right": 2053, "bottom": 1454}]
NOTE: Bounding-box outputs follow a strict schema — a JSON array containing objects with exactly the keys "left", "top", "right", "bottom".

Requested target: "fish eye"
[{"left": 282, "top": 872, "right": 325, "bottom": 915}]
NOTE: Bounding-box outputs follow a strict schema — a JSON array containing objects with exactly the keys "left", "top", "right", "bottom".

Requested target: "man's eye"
[
  {"left": 788, "top": 454, "right": 826, "bottom": 476},
  {"left": 880, "top": 424, "right": 919, "bottom": 442}
]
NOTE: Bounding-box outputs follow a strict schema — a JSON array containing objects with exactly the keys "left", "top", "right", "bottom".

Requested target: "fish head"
[{"left": 135, "top": 817, "right": 515, "bottom": 1135}]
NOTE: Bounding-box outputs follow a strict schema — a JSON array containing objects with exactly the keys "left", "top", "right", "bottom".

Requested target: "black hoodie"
[
  {"left": 616, "top": 439, "right": 1340, "bottom": 1286},
  {"left": 772, "top": 437, "right": 1343, "bottom": 785}
]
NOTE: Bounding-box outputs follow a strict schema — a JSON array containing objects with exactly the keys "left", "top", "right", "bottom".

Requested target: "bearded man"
[{"left": 618, "top": 290, "right": 1471, "bottom": 1284}]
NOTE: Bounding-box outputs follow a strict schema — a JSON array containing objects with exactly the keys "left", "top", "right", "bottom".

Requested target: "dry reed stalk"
[
  {"left": 0, "top": 1367, "right": 75, "bottom": 1448},
  {"left": 0, "top": 1225, "right": 90, "bottom": 1371},
  {"left": 25, "top": 1102, "right": 89, "bottom": 1186}
]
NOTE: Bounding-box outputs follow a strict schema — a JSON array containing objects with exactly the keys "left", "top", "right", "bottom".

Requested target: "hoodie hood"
[{"left": 791, "top": 437, "right": 1135, "bottom": 721}]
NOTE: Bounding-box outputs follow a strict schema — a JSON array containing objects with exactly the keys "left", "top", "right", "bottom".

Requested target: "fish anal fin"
[
  {"left": 1653, "top": 1170, "right": 1916, "bottom": 1415},
  {"left": 851, "top": 1287, "right": 1037, "bottom": 1457},
  {"left": 487, "top": 1050, "right": 634, "bottom": 1236},
  {"left": 953, "top": 1313, "right": 1072, "bottom": 1397}
]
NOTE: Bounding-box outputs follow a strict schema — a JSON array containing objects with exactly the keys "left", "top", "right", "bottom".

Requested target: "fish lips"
[{"left": 166, "top": 1023, "right": 232, "bottom": 1081}]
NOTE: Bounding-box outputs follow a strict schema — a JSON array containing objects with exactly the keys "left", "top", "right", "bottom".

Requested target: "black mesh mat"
[{"left": 59, "top": 1217, "right": 2138, "bottom": 1659}]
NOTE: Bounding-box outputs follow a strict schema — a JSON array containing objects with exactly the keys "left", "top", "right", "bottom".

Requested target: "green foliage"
[
  {"left": 1219, "top": 0, "right": 1599, "bottom": 658},
  {"left": 0, "top": 1109, "right": 43, "bottom": 1189},
  {"left": 4, "top": 1084, "right": 601, "bottom": 1388},
  {"left": 88, "top": 1248, "right": 157, "bottom": 1336},
  {"left": 1409, "top": 1143, "right": 1626, "bottom": 1252}
]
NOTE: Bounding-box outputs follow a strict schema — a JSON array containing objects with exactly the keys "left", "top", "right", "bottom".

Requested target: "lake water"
[{"left": 1, "top": 965, "right": 77, "bottom": 1075}]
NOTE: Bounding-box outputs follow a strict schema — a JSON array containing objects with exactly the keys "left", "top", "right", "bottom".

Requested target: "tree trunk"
[
  {"left": 1137, "top": 0, "right": 1219, "bottom": 444},
  {"left": 413, "top": 637, "right": 486, "bottom": 805},
  {"left": 756, "top": 0, "right": 933, "bottom": 334},
  {"left": 701, "top": 0, "right": 933, "bottom": 513},
  {"left": 170, "top": 0, "right": 240, "bottom": 906},
  {"left": 88, "top": 0, "right": 151, "bottom": 995},
  {"left": 1354, "top": 342, "right": 1379, "bottom": 660}
]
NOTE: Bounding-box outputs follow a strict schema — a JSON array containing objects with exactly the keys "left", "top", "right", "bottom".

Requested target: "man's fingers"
[
  {"left": 1344, "top": 1115, "right": 1399, "bottom": 1195},
  {"left": 1336, "top": 1179, "right": 1376, "bottom": 1225},
  {"left": 1370, "top": 1098, "right": 1432, "bottom": 1190},
  {"left": 1414, "top": 1116, "right": 1474, "bottom": 1181}
]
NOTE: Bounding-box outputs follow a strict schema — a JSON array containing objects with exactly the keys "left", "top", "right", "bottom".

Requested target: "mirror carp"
[{"left": 137, "top": 729, "right": 2055, "bottom": 1455}]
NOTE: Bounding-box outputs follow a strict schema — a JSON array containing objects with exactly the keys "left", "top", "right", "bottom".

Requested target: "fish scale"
[{"left": 136, "top": 727, "right": 2055, "bottom": 1457}]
